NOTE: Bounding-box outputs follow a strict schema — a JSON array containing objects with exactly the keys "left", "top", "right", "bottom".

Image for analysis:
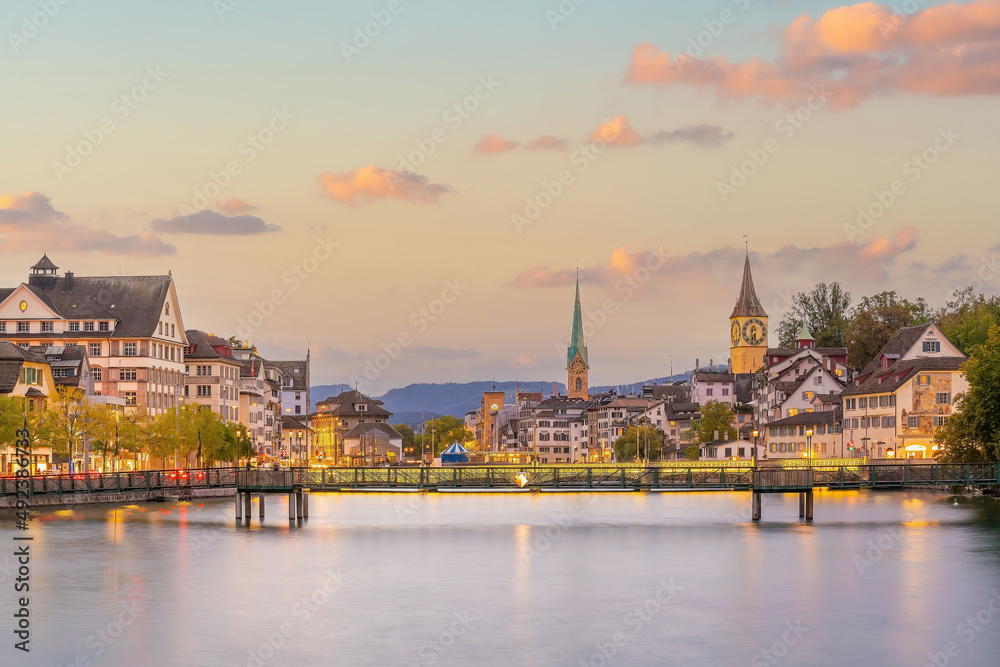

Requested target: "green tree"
[
  {"left": 776, "top": 282, "right": 853, "bottom": 348},
  {"left": 0, "top": 397, "right": 22, "bottom": 445},
  {"left": 38, "top": 386, "right": 94, "bottom": 467},
  {"left": 613, "top": 422, "right": 666, "bottom": 462},
  {"left": 936, "top": 324, "right": 1000, "bottom": 462},
  {"left": 687, "top": 400, "right": 736, "bottom": 443},
  {"left": 392, "top": 423, "right": 417, "bottom": 457},
  {"left": 845, "top": 291, "right": 931, "bottom": 369},
  {"left": 684, "top": 445, "right": 700, "bottom": 461},
  {"left": 423, "top": 415, "right": 473, "bottom": 455},
  {"left": 937, "top": 287, "right": 1000, "bottom": 356}
]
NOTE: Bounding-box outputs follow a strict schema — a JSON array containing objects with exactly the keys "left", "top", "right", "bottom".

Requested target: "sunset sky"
[{"left": 2, "top": 0, "right": 999, "bottom": 393}]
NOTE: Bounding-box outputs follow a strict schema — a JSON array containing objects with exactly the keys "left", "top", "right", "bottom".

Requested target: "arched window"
[{"left": 575, "top": 377, "right": 582, "bottom": 391}]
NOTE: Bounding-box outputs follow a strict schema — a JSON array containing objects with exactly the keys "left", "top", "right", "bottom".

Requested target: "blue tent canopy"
[{"left": 441, "top": 441, "right": 470, "bottom": 463}]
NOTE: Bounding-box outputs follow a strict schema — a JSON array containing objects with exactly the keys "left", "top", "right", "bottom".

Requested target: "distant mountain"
[{"left": 311, "top": 370, "right": 719, "bottom": 422}]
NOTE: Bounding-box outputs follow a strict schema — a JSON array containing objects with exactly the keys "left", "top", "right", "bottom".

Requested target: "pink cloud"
[
  {"left": 473, "top": 133, "right": 518, "bottom": 156},
  {"left": 625, "top": 0, "right": 1000, "bottom": 108},
  {"left": 317, "top": 166, "right": 452, "bottom": 206},
  {"left": 589, "top": 116, "right": 641, "bottom": 147},
  {"left": 217, "top": 198, "right": 259, "bottom": 214},
  {"left": 0, "top": 192, "right": 174, "bottom": 257}
]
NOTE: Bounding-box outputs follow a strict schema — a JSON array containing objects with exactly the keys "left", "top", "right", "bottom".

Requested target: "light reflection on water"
[{"left": 4, "top": 490, "right": 1000, "bottom": 666}]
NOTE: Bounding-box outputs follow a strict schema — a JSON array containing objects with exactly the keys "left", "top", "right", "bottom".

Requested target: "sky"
[{"left": 2, "top": 0, "right": 999, "bottom": 394}]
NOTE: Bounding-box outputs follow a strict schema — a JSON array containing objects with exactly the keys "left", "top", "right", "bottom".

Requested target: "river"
[{"left": 3, "top": 489, "right": 999, "bottom": 666}]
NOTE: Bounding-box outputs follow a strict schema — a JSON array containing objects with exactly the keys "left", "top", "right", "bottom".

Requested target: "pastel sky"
[{"left": 2, "top": 0, "right": 999, "bottom": 394}]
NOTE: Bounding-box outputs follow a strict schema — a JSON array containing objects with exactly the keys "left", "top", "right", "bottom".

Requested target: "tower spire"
[
  {"left": 730, "top": 249, "right": 766, "bottom": 318},
  {"left": 567, "top": 271, "right": 589, "bottom": 400}
]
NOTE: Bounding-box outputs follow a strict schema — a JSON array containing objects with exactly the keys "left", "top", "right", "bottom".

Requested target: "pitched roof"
[
  {"left": 3, "top": 274, "right": 172, "bottom": 338},
  {"left": 343, "top": 422, "right": 402, "bottom": 439},
  {"left": 270, "top": 360, "right": 308, "bottom": 391},
  {"left": 316, "top": 389, "right": 391, "bottom": 417},
  {"left": 0, "top": 361, "right": 22, "bottom": 394},
  {"left": 795, "top": 322, "right": 815, "bottom": 341},
  {"left": 841, "top": 356, "right": 964, "bottom": 397},
  {"left": 0, "top": 341, "right": 45, "bottom": 363},
  {"left": 766, "top": 409, "right": 842, "bottom": 428},
  {"left": 31, "top": 254, "right": 58, "bottom": 271},
  {"left": 856, "top": 323, "right": 935, "bottom": 377},
  {"left": 730, "top": 252, "right": 767, "bottom": 318},
  {"left": 184, "top": 330, "right": 241, "bottom": 362},
  {"left": 692, "top": 372, "right": 734, "bottom": 383},
  {"left": 766, "top": 347, "right": 848, "bottom": 358}
]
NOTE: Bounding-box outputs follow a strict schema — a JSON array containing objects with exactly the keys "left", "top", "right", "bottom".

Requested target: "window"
[
  {"left": 99, "top": 321, "right": 110, "bottom": 332},
  {"left": 295, "top": 405, "right": 301, "bottom": 414},
  {"left": 42, "top": 321, "right": 53, "bottom": 332},
  {"left": 92, "top": 367, "right": 102, "bottom": 381},
  {"left": 170, "top": 324, "right": 175, "bottom": 337},
  {"left": 196, "top": 365, "right": 212, "bottom": 376},
  {"left": 858, "top": 397, "right": 868, "bottom": 409},
  {"left": 907, "top": 416, "right": 920, "bottom": 428},
  {"left": 788, "top": 408, "right": 799, "bottom": 417},
  {"left": 879, "top": 395, "right": 890, "bottom": 408},
  {"left": 84, "top": 322, "right": 95, "bottom": 332},
  {"left": 165, "top": 303, "right": 170, "bottom": 315},
  {"left": 197, "top": 385, "right": 211, "bottom": 397},
  {"left": 936, "top": 392, "right": 951, "bottom": 404},
  {"left": 53, "top": 368, "right": 69, "bottom": 378},
  {"left": 69, "top": 322, "right": 80, "bottom": 332},
  {"left": 934, "top": 416, "right": 950, "bottom": 427},
  {"left": 0, "top": 323, "right": 4, "bottom": 332},
  {"left": 724, "top": 447, "right": 732, "bottom": 457},
  {"left": 706, "top": 388, "right": 714, "bottom": 396},
  {"left": 918, "top": 374, "right": 930, "bottom": 386},
  {"left": 89, "top": 342, "right": 101, "bottom": 357},
  {"left": 18, "top": 322, "right": 29, "bottom": 332},
  {"left": 836, "top": 368, "right": 843, "bottom": 376},
  {"left": 881, "top": 416, "right": 894, "bottom": 428},
  {"left": 120, "top": 369, "right": 137, "bottom": 381},
  {"left": 860, "top": 417, "right": 869, "bottom": 429},
  {"left": 923, "top": 341, "right": 940, "bottom": 353},
  {"left": 802, "top": 391, "right": 814, "bottom": 400},
  {"left": 21, "top": 367, "right": 42, "bottom": 385},
  {"left": 121, "top": 342, "right": 136, "bottom": 356},
  {"left": 814, "top": 376, "right": 822, "bottom": 385},
  {"left": 184, "top": 385, "right": 189, "bottom": 398},
  {"left": 123, "top": 392, "right": 136, "bottom": 406}
]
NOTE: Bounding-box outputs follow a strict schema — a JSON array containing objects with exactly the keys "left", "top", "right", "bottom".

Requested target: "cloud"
[
  {"left": 652, "top": 124, "right": 734, "bottom": 146},
  {"left": 473, "top": 133, "right": 518, "bottom": 155},
  {"left": 317, "top": 166, "right": 453, "bottom": 205},
  {"left": 624, "top": 0, "right": 1000, "bottom": 108},
  {"left": 217, "top": 198, "right": 259, "bottom": 214},
  {"left": 150, "top": 210, "right": 281, "bottom": 235},
  {"left": 509, "top": 227, "right": 921, "bottom": 294},
  {"left": 0, "top": 192, "right": 175, "bottom": 257},
  {"left": 526, "top": 135, "right": 567, "bottom": 151},
  {"left": 590, "top": 116, "right": 641, "bottom": 147}
]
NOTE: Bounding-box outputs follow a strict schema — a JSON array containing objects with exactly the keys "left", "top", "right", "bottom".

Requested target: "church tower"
[
  {"left": 730, "top": 250, "right": 768, "bottom": 374},
  {"left": 567, "top": 273, "right": 589, "bottom": 400}
]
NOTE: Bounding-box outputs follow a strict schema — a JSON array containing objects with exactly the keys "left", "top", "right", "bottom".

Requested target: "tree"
[
  {"left": 226, "top": 336, "right": 246, "bottom": 348},
  {"left": 613, "top": 422, "right": 666, "bottom": 462},
  {"left": 38, "top": 386, "right": 94, "bottom": 467},
  {"left": 422, "top": 415, "right": 473, "bottom": 455},
  {"left": 937, "top": 287, "right": 1000, "bottom": 356},
  {"left": 845, "top": 291, "right": 932, "bottom": 369},
  {"left": 392, "top": 423, "right": 417, "bottom": 457},
  {"left": 0, "top": 397, "right": 22, "bottom": 445},
  {"left": 776, "top": 282, "right": 852, "bottom": 348},
  {"left": 684, "top": 445, "right": 700, "bottom": 461},
  {"left": 936, "top": 325, "right": 1000, "bottom": 462},
  {"left": 687, "top": 400, "right": 736, "bottom": 443}
]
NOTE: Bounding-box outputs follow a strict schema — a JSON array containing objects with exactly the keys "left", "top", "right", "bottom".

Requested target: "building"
[
  {"left": 272, "top": 356, "right": 311, "bottom": 462},
  {"left": 0, "top": 341, "right": 56, "bottom": 473},
  {"left": 516, "top": 396, "right": 588, "bottom": 463},
  {"left": 699, "top": 438, "right": 760, "bottom": 461},
  {"left": 567, "top": 273, "right": 589, "bottom": 400},
  {"left": 0, "top": 255, "right": 187, "bottom": 416},
  {"left": 478, "top": 388, "right": 506, "bottom": 450},
  {"left": 28, "top": 344, "right": 93, "bottom": 395},
  {"left": 312, "top": 389, "right": 393, "bottom": 464},
  {"left": 762, "top": 409, "right": 843, "bottom": 460},
  {"left": 689, "top": 371, "right": 735, "bottom": 406},
  {"left": 183, "top": 330, "right": 242, "bottom": 423},
  {"left": 729, "top": 251, "right": 768, "bottom": 374},
  {"left": 839, "top": 323, "right": 967, "bottom": 459},
  {"left": 641, "top": 383, "right": 691, "bottom": 403},
  {"left": 343, "top": 422, "right": 403, "bottom": 462},
  {"left": 280, "top": 415, "right": 312, "bottom": 464}
]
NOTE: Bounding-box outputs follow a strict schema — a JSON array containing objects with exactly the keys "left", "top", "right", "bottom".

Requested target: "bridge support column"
[
  {"left": 243, "top": 491, "right": 252, "bottom": 522},
  {"left": 296, "top": 490, "right": 305, "bottom": 519},
  {"left": 752, "top": 492, "right": 761, "bottom": 521},
  {"left": 288, "top": 492, "right": 296, "bottom": 520},
  {"left": 302, "top": 490, "right": 309, "bottom": 519},
  {"left": 805, "top": 490, "right": 814, "bottom": 521},
  {"left": 235, "top": 492, "right": 243, "bottom": 520},
  {"left": 799, "top": 492, "right": 805, "bottom": 518},
  {"left": 258, "top": 493, "right": 265, "bottom": 519}
]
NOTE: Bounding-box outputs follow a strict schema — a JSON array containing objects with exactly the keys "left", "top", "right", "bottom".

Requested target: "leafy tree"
[
  {"left": 687, "top": 400, "right": 736, "bottom": 443},
  {"left": 776, "top": 282, "right": 852, "bottom": 348},
  {"left": 845, "top": 291, "right": 931, "bottom": 369},
  {"left": 38, "top": 386, "right": 94, "bottom": 466},
  {"left": 684, "top": 445, "right": 700, "bottom": 461},
  {"left": 392, "top": 423, "right": 417, "bottom": 457},
  {"left": 937, "top": 287, "right": 1000, "bottom": 356},
  {"left": 422, "top": 415, "right": 473, "bottom": 455},
  {"left": 936, "top": 325, "right": 1000, "bottom": 462},
  {"left": 226, "top": 336, "right": 246, "bottom": 348},
  {"left": 613, "top": 422, "right": 666, "bottom": 462},
  {"left": 0, "top": 397, "right": 22, "bottom": 445}
]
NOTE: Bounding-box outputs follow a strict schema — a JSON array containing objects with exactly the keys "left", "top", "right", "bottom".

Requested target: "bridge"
[{"left": 3, "top": 463, "right": 998, "bottom": 519}]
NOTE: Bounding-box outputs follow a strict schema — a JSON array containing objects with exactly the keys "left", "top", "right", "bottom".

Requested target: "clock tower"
[
  {"left": 567, "top": 272, "right": 589, "bottom": 400},
  {"left": 730, "top": 250, "right": 768, "bottom": 374}
]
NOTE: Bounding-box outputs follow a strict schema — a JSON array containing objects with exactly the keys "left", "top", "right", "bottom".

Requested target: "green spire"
[
  {"left": 567, "top": 272, "right": 588, "bottom": 367},
  {"left": 796, "top": 321, "right": 815, "bottom": 341}
]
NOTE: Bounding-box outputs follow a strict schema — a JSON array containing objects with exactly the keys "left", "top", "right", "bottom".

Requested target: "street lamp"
[
  {"left": 752, "top": 429, "right": 759, "bottom": 465},
  {"left": 806, "top": 428, "right": 813, "bottom": 468}
]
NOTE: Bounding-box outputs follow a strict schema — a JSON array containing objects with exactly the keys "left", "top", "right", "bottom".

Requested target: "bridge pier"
[
  {"left": 752, "top": 492, "right": 761, "bottom": 521},
  {"left": 235, "top": 492, "right": 243, "bottom": 520},
  {"left": 805, "top": 489, "right": 813, "bottom": 521},
  {"left": 243, "top": 491, "right": 252, "bottom": 522},
  {"left": 799, "top": 492, "right": 805, "bottom": 518},
  {"left": 259, "top": 493, "right": 265, "bottom": 519}
]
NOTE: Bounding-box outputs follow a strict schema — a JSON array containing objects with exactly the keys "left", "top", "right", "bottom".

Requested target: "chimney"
[
  {"left": 63, "top": 271, "right": 74, "bottom": 292},
  {"left": 713, "top": 429, "right": 719, "bottom": 442},
  {"left": 552, "top": 382, "right": 558, "bottom": 398}
]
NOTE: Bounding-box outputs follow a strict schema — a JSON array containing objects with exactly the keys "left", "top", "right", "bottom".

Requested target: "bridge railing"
[
  {"left": 236, "top": 470, "right": 294, "bottom": 489},
  {"left": 753, "top": 469, "right": 813, "bottom": 490}
]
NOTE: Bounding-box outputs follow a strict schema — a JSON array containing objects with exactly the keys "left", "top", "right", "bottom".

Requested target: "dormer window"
[{"left": 922, "top": 341, "right": 940, "bottom": 353}]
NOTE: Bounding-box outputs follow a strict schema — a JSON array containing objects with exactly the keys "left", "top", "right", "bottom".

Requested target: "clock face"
[
  {"left": 570, "top": 359, "right": 586, "bottom": 373},
  {"left": 742, "top": 318, "right": 767, "bottom": 346},
  {"left": 19, "top": 300, "right": 27, "bottom": 312},
  {"left": 490, "top": 403, "right": 499, "bottom": 411},
  {"left": 731, "top": 321, "right": 741, "bottom": 347}
]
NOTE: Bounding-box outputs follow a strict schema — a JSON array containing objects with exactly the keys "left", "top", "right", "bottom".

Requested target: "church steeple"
[
  {"left": 731, "top": 250, "right": 767, "bottom": 319},
  {"left": 567, "top": 271, "right": 589, "bottom": 400},
  {"left": 729, "top": 248, "right": 768, "bottom": 374}
]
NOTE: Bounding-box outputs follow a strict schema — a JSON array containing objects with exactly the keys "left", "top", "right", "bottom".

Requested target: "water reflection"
[{"left": 4, "top": 490, "right": 999, "bottom": 666}]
